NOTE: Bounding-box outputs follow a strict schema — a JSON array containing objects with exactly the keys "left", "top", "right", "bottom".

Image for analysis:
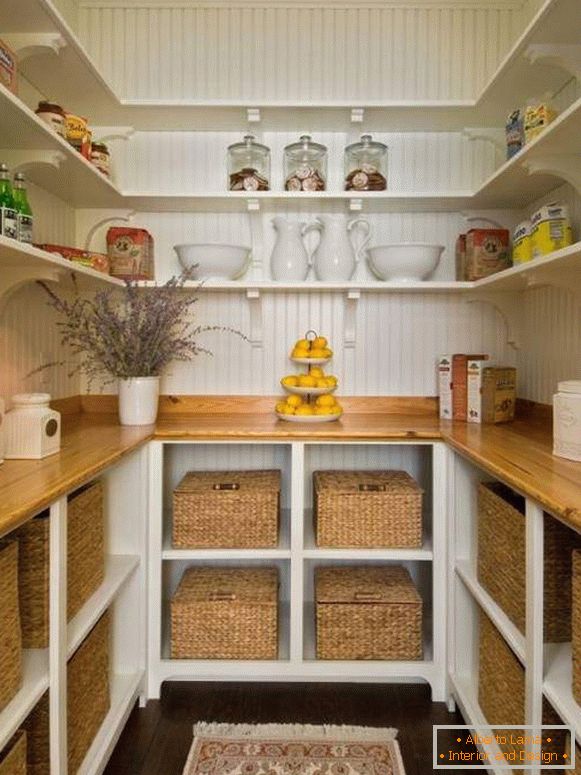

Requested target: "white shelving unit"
[
  {"left": 0, "top": 445, "right": 148, "bottom": 775},
  {"left": 147, "top": 439, "right": 448, "bottom": 699}
]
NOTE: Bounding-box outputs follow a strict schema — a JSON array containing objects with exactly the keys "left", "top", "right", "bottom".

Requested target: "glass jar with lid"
[
  {"left": 284, "top": 135, "right": 327, "bottom": 192},
  {"left": 227, "top": 134, "right": 270, "bottom": 191},
  {"left": 344, "top": 134, "right": 388, "bottom": 191}
]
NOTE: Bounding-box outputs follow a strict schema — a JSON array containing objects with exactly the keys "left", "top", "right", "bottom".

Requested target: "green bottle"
[
  {"left": 0, "top": 163, "right": 17, "bottom": 240},
  {"left": 13, "top": 173, "right": 33, "bottom": 244}
]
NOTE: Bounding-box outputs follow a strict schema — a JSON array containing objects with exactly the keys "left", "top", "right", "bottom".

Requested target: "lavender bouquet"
[{"left": 39, "top": 275, "right": 245, "bottom": 389}]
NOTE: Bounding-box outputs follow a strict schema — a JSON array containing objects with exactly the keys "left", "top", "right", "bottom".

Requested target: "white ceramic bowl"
[
  {"left": 173, "top": 243, "right": 251, "bottom": 280},
  {"left": 367, "top": 243, "right": 445, "bottom": 282}
]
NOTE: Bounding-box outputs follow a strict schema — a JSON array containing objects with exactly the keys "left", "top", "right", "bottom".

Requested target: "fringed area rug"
[{"left": 183, "top": 722, "right": 405, "bottom": 774}]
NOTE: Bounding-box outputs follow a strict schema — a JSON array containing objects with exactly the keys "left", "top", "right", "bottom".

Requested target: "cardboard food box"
[
  {"left": 0, "top": 39, "right": 17, "bottom": 95},
  {"left": 35, "top": 244, "right": 110, "bottom": 275},
  {"left": 107, "top": 227, "right": 154, "bottom": 281},
  {"left": 452, "top": 354, "right": 488, "bottom": 421},
  {"left": 455, "top": 234, "right": 466, "bottom": 281},
  {"left": 482, "top": 367, "right": 517, "bottom": 424},
  {"left": 465, "top": 228, "right": 511, "bottom": 281},
  {"left": 437, "top": 355, "right": 453, "bottom": 420},
  {"left": 467, "top": 359, "right": 494, "bottom": 423}
]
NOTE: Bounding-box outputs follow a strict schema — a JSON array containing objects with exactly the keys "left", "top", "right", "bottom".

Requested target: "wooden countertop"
[{"left": 0, "top": 396, "right": 580, "bottom": 538}]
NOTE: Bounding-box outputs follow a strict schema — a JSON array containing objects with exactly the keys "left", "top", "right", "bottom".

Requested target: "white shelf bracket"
[
  {"left": 91, "top": 126, "right": 135, "bottom": 144},
  {"left": 0, "top": 267, "right": 61, "bottom": 315},
  {"left": 245, "top": 289, "right": 263, "bottom": 348},
  {"left": 522, "top": 154, "right": 581, "bottom": 196},
  {"left": 0, "top": 149, "right": 66, "bottom": 173},
  {"left": 348, "top": 198, "right": 363, "bottom": 212},
  {"left": 462, "top": 127, "right": 505, "bottom": 157},
  {"left": 344, "top": 289, "right": 360, "bottom": 349},
  {"left": 83, "top": 210, "right": 136, "bottom": 252},
  {"left": 466, "top": 292, "right": 522, "bottom": 350},
  {"left": 4, "top": 32, "right": 65, "bottom": 60},
  {"left": 247, "top": 108, "right": 261, "bottom": 124},
  {"left": 524, "top": 44, "right": 581, "bottom": 81},
  {"left": 351, "top": 108, "right": 365, "bottom": 124}
]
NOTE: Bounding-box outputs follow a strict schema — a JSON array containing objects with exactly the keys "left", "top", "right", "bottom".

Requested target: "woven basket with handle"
[
  {"left": 314, "top": 470, "right": 422, "bottom": 548},
  {"left": 315, "top": 565, "right": 422, "bottom": 660},
  {"left": 173, "top": 470, "right": 280, "bottom": 549},
  {"left": 0, "top": 731, "right": 26, "bottom": 775},
  {"left": 171, "top": 566, "right": 279, "bottom": 659},
  {"left": 14, "top": 480, "right": 104, "bottom": 648},
  {"left": 0, "top": 540, "right": 22, "bottom": 713}
]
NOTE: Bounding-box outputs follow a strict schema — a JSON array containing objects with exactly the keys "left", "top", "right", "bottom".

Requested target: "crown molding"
[{"left": 79, "top": 0, "right": 524, "bottom": 11}]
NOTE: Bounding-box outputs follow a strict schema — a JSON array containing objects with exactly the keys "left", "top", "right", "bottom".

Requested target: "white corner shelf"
[
  {"left": 139, "top": 279, "right": 473, "bottom": 293},
  {"left": 455, "top": 560, "right": 526, "bottom": 664},
  {"left": 543, "top": 643, "right": 581, "bottom": 741},
  {"left": 67, "top": 554, "right": 140, "bottom": 658},
  {"left": 77, "top": 670, "right": 144, "bottom": 775},
  {"left": 303, "top": 516, "right": 433, "bottom": 561},
  {"left": 0, "top": 649, "right": 49, "bottom": 753}
]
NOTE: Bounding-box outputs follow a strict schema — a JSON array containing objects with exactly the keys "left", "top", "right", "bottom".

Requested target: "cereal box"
[
  {"left": 482, "top": 367, "right": 517, "bottom": 424},
  {"left": 107, "top": 227, "right": 154, "bottom": 281}
]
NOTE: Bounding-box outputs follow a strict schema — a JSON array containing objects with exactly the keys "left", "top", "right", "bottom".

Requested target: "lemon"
[
  {"left": 276, "top": 401, "right": 289, "bottom": 413},
  {"left": 295, "top": 339, "right": 310, "bottom": 350},
  {"left": 281, "top": 375, "right": 299, "bottom": 387},
  {"left": 314, "top": 406, "right": 330, "bottom": 415},
  {"left": 313, "top": 336, "right": 328, "bottom": 349},
  {"left": 292, "top": 348, "right": 310, "bottom": 359},
  {"left": 309, "top": 348, "right": 327, "bottom": 358},
  {"left": 316, "top": 394, "right": 336, "bottom": 408},
  {"left": 286, "top": 395, "right": 303, "bottom": 408},
  {"left": 309, "top": 367, "right": 324, "bottom": 378},
  {"left": 298, "top": 375, "right": 317, "bottom": 388},
  {"left": 295, "top": 404, "right": 314, "bottom": 416},
  {"left": 322, "top": 348, "right": 333, "bottom": 358},
  {"left": 326, "top": 375, "right": 337, "bottom": 385},
  {"left": 330, "top": 404, "right": 342, "bottom": 414},
  {"left": 316, "top": 378, "right": 328, "bottom": 388}
]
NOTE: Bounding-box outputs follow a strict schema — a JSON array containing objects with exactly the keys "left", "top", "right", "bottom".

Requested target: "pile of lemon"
[
  {"left": 291, "top": 335, "right": 333, "bottom": 360},
  {"left": 281, "top": 366, "right": 337, "bottom": 391},
  {"left": 276, "top": 393, "right": 341, "bottom": 417}
]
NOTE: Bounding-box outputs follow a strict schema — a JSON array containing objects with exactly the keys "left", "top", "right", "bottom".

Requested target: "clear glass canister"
[
  {"left": 344, "top": 134, "right": 388, "bottom": 191},
  {"left": 227, "top": 135, "right": 270, "bottom": 191},
  {"left": 553, "top": 380, "right": 581, "bottom": 462},
  {"left": 284, "top": 135, "right": 327, "bottom": 192}
]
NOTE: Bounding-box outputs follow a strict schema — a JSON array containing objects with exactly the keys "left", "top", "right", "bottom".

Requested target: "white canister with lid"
[
  {"left": 4, "top": 393, "right": 61, "bottom": 460},
  {"left": 553, "top": 381, "right": 581, "bottom": 462}
]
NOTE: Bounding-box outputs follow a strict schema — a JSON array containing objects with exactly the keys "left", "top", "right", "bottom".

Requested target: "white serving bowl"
[
  {"left": 173, "top": 243, "right": 251, "bottom": 280},
  {"left": 367, "top": 243, "right": 445, "bottom": 282}
]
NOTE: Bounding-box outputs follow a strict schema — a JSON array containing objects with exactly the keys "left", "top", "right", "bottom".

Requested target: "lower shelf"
[
  {"left": 78, "top": 670, "right": 144, "bottom": 775},
  {"left": 0, "top": 649, "right": 48, "bottom": 752},
  {"left": 543, "top": 643, "right": 581, "bottom": 741}
]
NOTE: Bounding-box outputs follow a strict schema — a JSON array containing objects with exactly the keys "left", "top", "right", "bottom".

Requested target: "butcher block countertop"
[{"left": 0, "top": 395, "right": 580, "bottom": 537}]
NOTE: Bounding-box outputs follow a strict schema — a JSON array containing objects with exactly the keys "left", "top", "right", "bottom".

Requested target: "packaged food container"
[
  {"left": 227, "top": 134, "right": 270, "bottom": 191},
  {"left": 554, "top": 380, "right": 581, "bottom": 462},
  {"left": 505, "top": 109, "right": 524, "bottom": 159},
  {"left": 512, "top": 220, "right": 532, "bottom": 263},
  {"left": 531, "top": 202, "right": 573, "bottom": 258},
  {"left": 481, "top": 366, "right": 516, "bottom": 424},
  {"left": 90, "top": 142, "right": 111, "bottom": 177},
  {"left": 524, "top": 100, "right": 558, "bottom": 144},
  {"left": 107, "top": 227, "right": 154, "bottom": 280},
  {"left": 65, "top": 114, "right": 91, "bottom": 159},
  {"left": 465, "top": 228, "right": 511, "bottom": 280},
  {"left": 0, "top": 40, "right": 17, "bottom": 95},
  {"left": 35, "top": 101, "right": 66, "bottom": 138},
  {"left": 455, "top": 234, "right": 466, "bottom": 280},
  {"left": 344, "top": 134, "right": 388, "bottom": 191},
  {"left": 4, "top": 393, "right": 60, "bottom": 460},
  {"left": 284, "top": 135, "right": 327, "bottom": 192}
]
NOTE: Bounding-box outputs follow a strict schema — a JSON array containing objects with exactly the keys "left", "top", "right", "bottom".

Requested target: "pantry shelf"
[
  {"left": 139, "top": 279, "right": 472, "bottom": 293},
  {"left": 543, "top": 643, "right": 581, "bottom": 741},
  {"left": 0, "top": 649, "right": 48, "bottom": 754}
]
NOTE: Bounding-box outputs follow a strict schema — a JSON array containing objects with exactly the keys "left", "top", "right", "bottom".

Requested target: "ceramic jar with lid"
[
  {"left": 4, "top": 393, "right": 61, "bottom": 460},
  {"left": 227, "top": 135, "right": 270, "bottom": 191},
  {"left": 284, "top": 135, "right": 327, "bottom": 191},
  {"left": 35, "top": 101, "right": 66, "bottom": 138},
  {"left": 553, "top": 381, "right": 581, "bottom": 462},
  {"left": 344, "top": 134, "right": 388, "bottom": 191}
]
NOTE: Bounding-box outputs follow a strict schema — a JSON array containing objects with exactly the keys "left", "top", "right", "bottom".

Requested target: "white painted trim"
[{"left": 80, "top": 0, "right": 523, "bottom": 9}]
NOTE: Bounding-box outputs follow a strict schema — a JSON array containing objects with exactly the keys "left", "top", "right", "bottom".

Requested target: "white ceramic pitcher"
[
  {"left": 270, "top": 216, "right": 322, "bottom": 281},
  {"left": 311, "top": 215, "right": 371, "bottom": 281}
]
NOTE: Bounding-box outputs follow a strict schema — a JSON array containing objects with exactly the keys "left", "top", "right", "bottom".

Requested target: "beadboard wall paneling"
[
  {"left": 53, "top": 0, "right": 80, "bottom": 30},
  {"left": 78, "top": 5, "right": 520, "bottom": 100}
]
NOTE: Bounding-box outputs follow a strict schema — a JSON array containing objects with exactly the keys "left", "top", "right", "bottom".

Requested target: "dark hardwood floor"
[{"left": 103, "top": 682, "right": 468, "bottom": 774}]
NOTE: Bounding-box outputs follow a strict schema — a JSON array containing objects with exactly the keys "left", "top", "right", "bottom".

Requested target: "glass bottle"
[
  {"left": 0, "top": 164, "right": 17, "bottom": 240},
  {"left": 344, "top": 134, "right": 388, "bottom": 191},
  {"left": 227, "top": 135, "right": 270, "bottom": 191},
  {"left": 284, "top": 135, "right": 327, "bottom": 192},
  {"left": 13, "top": 173, "right": 33, "bottom": 244}
]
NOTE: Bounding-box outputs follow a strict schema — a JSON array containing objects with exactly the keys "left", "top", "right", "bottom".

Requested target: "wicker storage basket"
[
  {"left": 15, "top": 481, "right": 105, "bottom": 648},
  {"left": 171, "top": 567, "right": 279, "bottom": 659},
  {"left": 313, "top": 470, "right": 422, "bottom": 548},
  {"left": 478, "top": 481, "right": 580, "bottom": 642},
  {"left": 0, "top": 731, "right": 26, "bottom": 775},
  {"left": 0, "top": 541, "right": 22, "bottom": 713},
  {"left": 172, "top": 470, "right": 280, "bottom": 549},
  {"left": 315, "top": 565, "right": 422, "bottom": 660},
  {"left": 573, "top": 550, "right": 581, "bottom": 704},
  {"left": 23, "top": 611, "right": 110, "bottom": 775}
]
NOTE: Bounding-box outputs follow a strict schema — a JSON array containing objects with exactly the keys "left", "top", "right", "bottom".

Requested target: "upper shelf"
[{"left": 0, "top": 0, "right": 579, "bottom": 132}]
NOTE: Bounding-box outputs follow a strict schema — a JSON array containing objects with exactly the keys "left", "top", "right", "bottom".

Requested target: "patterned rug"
[{"left": 183, "top": 722, "right": 405, "bottom": 774}]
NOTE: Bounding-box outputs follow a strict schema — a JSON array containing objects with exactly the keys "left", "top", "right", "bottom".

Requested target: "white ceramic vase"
[
  {"left": 311, "top": 215, "right": 371, "bottom": 281},
  {"left": 118, "top": 377, "right": 160, "bottom": 426},
  {"left": 270, "top": 216, "right": 322, "bottom": 281}
]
